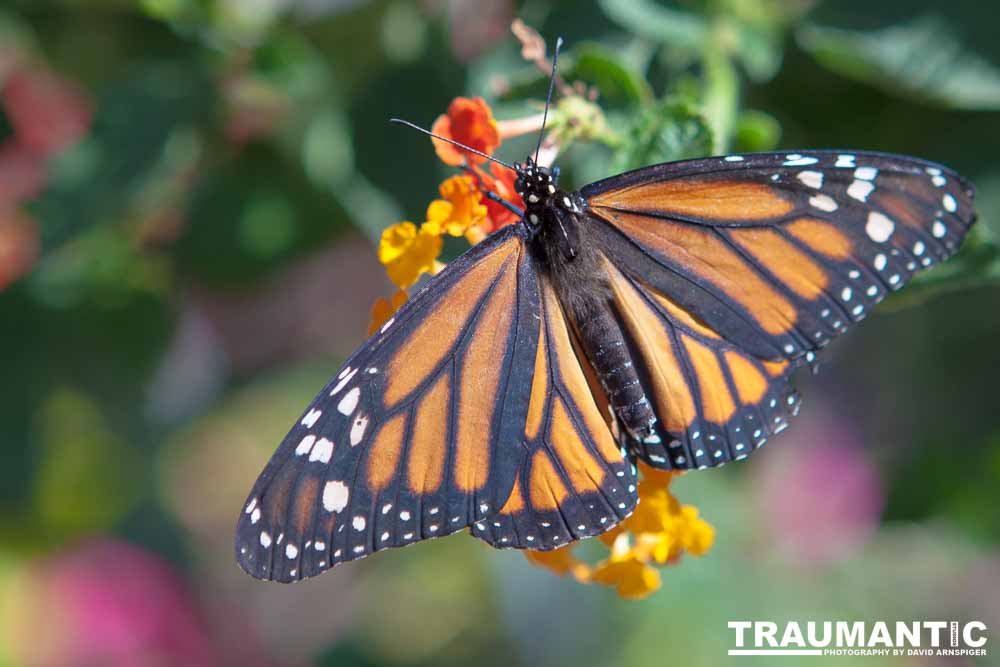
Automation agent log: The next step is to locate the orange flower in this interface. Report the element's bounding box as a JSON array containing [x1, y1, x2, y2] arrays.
[[431, 97, 501, 166], [424, 175, 487, 237], [368, 289, 408, 336]]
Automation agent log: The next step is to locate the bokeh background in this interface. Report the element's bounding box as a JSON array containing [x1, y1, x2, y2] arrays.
[[2, 1, 1000, 666]]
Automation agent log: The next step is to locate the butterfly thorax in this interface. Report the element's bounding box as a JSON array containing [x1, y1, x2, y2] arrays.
[[514, 158, 659, 448]]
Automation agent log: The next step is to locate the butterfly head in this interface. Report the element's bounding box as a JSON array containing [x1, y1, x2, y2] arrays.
[[514, 158, 560, 228]]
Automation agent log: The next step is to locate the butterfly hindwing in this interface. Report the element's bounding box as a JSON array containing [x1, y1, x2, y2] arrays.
[[584, 150, 976, 363], [603, 259, 799, 470], [236, 225, 542, 581], [474, 277, 638, 549]]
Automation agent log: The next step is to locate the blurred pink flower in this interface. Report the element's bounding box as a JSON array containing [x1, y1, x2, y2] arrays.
[[6, 539, 219, 667], [0, 143, 47, 206], [2, 65, 92, 159], [753, 411, 885, 565]]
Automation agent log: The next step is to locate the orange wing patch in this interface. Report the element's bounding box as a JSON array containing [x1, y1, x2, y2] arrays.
[[598, 209, 798, 335], [589, 178, 793, 221], [784, 218, 854, 260], [724, 351, 769, 405], [454, 258, 518, 493], [384, 236, 519, 407], [366, 411, 407, 492], [727, 227, 829, 301], [528, 450, 569, 512], [681, 334, 736, 424], [406, 373, 450, 494]]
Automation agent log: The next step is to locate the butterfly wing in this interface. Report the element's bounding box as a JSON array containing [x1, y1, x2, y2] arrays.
[[582, 150, 976, 469], [236, 225, 542, 581], [473, 277, 639, 550]]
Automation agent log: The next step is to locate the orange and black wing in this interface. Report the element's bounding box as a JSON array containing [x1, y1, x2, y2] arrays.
[[473, 278, 639, 550], [583, 150, 976, 468], [236, 226, 543, 581]]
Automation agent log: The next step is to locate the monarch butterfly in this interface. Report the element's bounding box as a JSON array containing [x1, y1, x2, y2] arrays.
[[236, 39, 976, 583]]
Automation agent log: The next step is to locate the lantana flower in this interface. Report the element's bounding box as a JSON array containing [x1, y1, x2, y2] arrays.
[[424, 175, 488, 237], [431, 96, 501, 166]]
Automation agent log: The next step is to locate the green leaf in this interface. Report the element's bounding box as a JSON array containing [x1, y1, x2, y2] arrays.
[[797, 17, 1000, 110], [568, 43, 653, 108], [733, 109, 782, 152], [598, 0, 708, 52], [611, 98, 714, 173]]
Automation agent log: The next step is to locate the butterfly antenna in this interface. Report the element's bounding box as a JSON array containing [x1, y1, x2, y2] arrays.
[[389, 118, 517, 172], [534, 36, 563, 164]]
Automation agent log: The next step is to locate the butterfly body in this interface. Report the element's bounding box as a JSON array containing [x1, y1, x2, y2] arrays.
[[516, 158, 660, 443], [237, 149, 975, 582]]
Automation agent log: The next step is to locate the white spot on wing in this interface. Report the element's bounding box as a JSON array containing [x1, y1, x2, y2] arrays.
[[874, 253, 888, 271], [847, 180, 875, 202], [380, 317, 395, 333], [286, 544, 298, 559], [352, 516, 366, 531], [796, 170, 823, 189], [942, 193, 957, 212], [350, 415, 369, 446], [322, 480, 349, 513], [260, 531, 272, 548], [866, 212, 895, 243], [724, 155, 744, 162], [854, 166, 878, 181], [836, 154, 856, 168], [301, 409, 322, 428], [809, 194, 838, 212], [784, 154, 818, 166], [250, 508, 261, 524], [309, 437, 334, 463], [337, 387, 360, 415], [295, 434, 316, 456]]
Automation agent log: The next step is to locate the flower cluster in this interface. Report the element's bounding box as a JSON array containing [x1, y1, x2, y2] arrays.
[[527, 467, 714, 598], [369, 96, 528, 329], [369, 94, 715, 599]]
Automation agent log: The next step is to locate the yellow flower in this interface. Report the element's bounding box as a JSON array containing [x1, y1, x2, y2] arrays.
[[591, 533, 663, 599], [424, 175, 487, 237], [368, 289, 408, 336], [523, 546, 592, 583], [377, 221, 443, 289]]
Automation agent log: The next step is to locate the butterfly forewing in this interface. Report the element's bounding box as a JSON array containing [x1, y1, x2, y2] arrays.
[[236, 226, 544, 581]]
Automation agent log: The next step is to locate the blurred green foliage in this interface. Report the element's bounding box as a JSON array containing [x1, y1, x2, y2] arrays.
[[1, 1, 999, 666]]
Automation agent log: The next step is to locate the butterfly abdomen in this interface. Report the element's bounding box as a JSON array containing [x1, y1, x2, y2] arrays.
[[573, 297, 657, 441]]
